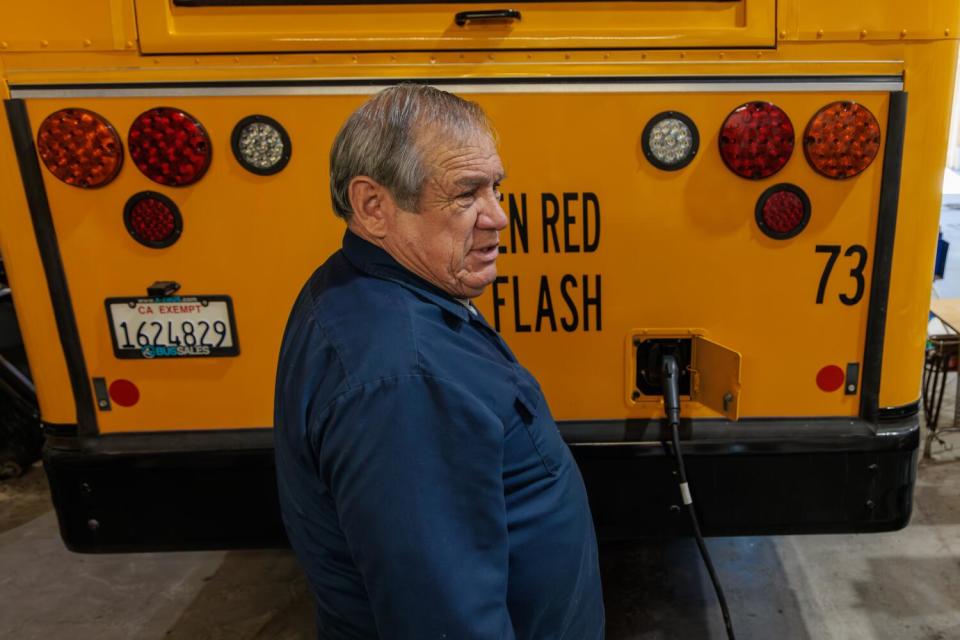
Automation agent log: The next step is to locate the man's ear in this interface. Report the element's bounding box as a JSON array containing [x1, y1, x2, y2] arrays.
[[347, 176, 393, 239]]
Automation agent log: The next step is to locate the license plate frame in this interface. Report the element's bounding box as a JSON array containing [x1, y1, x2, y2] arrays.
[[105, 295, 240, 360]]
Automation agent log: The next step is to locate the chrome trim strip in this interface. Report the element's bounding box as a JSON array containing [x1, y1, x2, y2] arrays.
[[9, 77, 904, 99]]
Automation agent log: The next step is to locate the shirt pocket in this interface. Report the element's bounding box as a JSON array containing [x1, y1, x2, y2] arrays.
[[514, 378, 567, 476]]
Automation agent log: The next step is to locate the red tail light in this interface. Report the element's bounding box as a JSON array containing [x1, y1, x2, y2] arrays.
[[124, 192, 183, 248], [755, 184, 810, 239], [36, 108, 123, 188], [720, 102, 795, 180], [804, 102, 881, 179], [128, 107, 212, 187]]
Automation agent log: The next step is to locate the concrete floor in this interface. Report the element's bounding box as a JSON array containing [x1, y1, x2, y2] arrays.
[[2, 182, 960, 639]]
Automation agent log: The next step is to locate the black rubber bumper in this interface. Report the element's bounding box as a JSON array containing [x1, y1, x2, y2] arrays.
[[43, 429, 287, 553], [43, 411, 919, 552], [564, 412, 919, 538]]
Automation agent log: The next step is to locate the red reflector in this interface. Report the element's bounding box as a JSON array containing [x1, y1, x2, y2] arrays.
[[804, 101, 882, 179], [124, 192, 183, 248], [719, 102, 795, 180], [109, 379, 140, 407], [755, 184, 810, 240], [128, 107, 211, 186], [816, 365, 844, 392], [36, 108, 123, 188]]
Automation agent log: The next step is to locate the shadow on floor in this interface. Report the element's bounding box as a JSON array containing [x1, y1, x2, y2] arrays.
[[163, 549, 315, 640], [162, 536, 817, 640], [601, 537, 814, 640]]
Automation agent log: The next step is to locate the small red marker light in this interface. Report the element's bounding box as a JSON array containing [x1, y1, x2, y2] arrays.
[[816, 365, 845, 392], [108, 379, 140, 407], [755, 184, 811, 240], [124, 191, 183, 249]]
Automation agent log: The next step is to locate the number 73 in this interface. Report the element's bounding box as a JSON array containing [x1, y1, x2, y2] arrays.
[[816, 244, 868, 305]]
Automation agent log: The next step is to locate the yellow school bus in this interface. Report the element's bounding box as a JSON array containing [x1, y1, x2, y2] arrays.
[[1, 1, 957, 550]]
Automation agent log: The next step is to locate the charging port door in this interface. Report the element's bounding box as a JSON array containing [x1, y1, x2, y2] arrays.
[[692, 337, 742, 421]]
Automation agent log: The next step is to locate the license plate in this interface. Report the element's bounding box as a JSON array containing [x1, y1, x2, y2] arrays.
[[105, 295, 239, 359]]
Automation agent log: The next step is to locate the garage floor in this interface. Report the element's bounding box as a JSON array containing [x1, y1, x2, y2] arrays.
[[2, 189, 960, 639]]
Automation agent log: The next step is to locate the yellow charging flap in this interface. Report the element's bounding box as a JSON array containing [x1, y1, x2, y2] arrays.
[[692, 337, 742, 421]]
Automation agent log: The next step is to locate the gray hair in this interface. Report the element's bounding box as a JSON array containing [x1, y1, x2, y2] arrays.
[[329, 84, 493, 220]]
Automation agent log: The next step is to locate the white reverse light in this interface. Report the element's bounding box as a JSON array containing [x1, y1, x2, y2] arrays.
[[642, 112, 700, 171], [231, 115, 292, 175]]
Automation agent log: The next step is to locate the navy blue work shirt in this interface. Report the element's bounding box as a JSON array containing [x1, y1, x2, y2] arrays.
[[274, 230, 604, 639]]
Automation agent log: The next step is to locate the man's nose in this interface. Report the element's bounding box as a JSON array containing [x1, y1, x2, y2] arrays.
[[478, 192, 508, 231]]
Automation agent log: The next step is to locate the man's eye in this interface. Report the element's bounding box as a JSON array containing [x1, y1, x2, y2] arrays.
[[456, 190, 477, 200]]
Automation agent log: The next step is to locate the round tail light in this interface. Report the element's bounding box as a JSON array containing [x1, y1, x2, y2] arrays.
[[755, 183, 810, 239], [124, 191, 183, 248], [720, 102, 795, 180], [231, 115, 292, 175], [36, 108, 123, 188], [642, 111, 699, 171], [804, 101, 881, 179], [128, 107, 212, 187]]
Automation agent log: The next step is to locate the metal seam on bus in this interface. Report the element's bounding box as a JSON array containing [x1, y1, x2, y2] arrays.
[[3, 99, 99, 436], [8, 76, 904, 99], [860, 91, 908, 424]]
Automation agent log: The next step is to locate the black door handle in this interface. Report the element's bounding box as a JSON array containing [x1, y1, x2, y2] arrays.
[[455, 9, 521, 27]]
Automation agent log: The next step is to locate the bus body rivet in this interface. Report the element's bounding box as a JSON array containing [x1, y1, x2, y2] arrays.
[[87, 519, 100, 531]]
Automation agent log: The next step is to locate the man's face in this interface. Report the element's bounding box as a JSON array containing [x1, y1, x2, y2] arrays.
[[385, 130, 507, 299]]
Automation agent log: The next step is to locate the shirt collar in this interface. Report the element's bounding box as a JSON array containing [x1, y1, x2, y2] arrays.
[[341, 229, 472, 323]]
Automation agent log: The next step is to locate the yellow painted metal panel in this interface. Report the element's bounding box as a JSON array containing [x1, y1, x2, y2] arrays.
[[0, 3, 956, 434], [0, 80, 77, 424], [0, 0, 137, 52], [135, 0, 776, 53], [22, 86, 888, 432], [780, 1, 960, 42], [879, 38, 960, 409]]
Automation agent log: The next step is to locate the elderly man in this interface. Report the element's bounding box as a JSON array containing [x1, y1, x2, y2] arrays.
[[274, 84, 604, 639]]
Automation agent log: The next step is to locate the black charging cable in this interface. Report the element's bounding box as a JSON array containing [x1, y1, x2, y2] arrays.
[[661, 355, 736, 640]]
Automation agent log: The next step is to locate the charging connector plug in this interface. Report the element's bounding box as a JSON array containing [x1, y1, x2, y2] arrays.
[[660, 354, 736, 640], [661, 354, 681, 429]]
